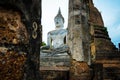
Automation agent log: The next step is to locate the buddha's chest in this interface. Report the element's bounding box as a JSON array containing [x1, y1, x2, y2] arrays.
[[51, 34, 65, 40], [50, 30, 67, 39]]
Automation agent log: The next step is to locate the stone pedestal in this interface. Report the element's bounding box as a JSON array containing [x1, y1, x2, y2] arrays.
[[40, 51, 70, 80], [40, 51, 70, 67], [40, 70, 69, 80]]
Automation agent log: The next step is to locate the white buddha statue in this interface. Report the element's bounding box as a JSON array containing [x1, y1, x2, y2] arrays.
[[41, 8, 68, 54], [47, 8, 67, 49]]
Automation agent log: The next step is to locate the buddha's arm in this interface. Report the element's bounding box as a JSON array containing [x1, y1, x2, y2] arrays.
[[65, 31, 68, 44], [47, 33, 52, 48]]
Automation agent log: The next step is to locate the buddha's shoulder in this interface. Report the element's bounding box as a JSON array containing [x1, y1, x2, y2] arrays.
[[61, 29, 67, 31], [48, 30, 56, 34], [48, 29, 67, 34]]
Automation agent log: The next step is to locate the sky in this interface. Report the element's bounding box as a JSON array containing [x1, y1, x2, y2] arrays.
[[42, 0, 120, 48]]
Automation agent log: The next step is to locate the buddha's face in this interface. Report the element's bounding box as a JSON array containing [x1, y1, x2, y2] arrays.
[[54, 17, 64, 29]]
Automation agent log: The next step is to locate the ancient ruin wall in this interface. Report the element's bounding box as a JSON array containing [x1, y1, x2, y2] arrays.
[[0, 8, 29, 44], [0, 8, 28, 80], [89, 0, 117, 53], [0, 0, 42, 80], [89, 0, 104, 26], [67, 0, 91, 80]]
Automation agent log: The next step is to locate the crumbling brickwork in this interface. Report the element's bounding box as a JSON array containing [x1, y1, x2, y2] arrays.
[[0, 8, 28, 44], [0, 0, 42, 80]]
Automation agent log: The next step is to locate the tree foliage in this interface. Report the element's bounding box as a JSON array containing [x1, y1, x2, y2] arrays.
[[42, 41, 46, 46]]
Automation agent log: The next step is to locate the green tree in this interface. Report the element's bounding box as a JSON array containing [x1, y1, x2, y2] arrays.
[[41, 41, 46, 46]]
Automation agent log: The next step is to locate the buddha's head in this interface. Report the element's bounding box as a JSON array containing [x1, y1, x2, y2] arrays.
[[54, 8, 64, 30]]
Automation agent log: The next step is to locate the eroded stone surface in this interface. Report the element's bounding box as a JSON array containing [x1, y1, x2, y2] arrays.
[[68, 0, 91, 64], [89, 1, 120, 80], [89, 1, 104, 26], [40, 70, 69, 80], [0, 8, 28, 80], [70, 60, 90, 80], [0, 0, 41, 80], [68, 0, 91, 80], [89, 1, 117, 61], [0, 49, 26, 80], [0, 7, 29, 44]]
